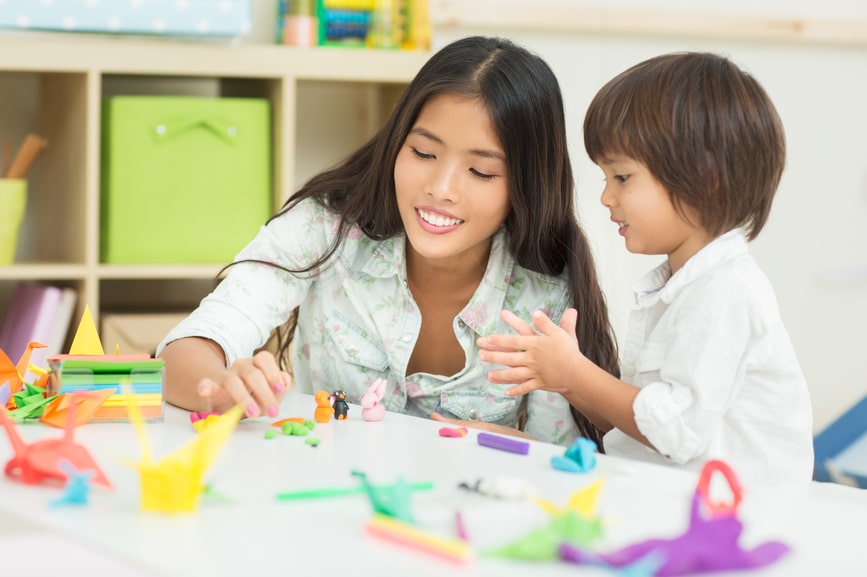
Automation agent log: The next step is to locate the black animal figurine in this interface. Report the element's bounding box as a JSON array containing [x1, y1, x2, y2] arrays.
[[332, 390, 350, 420]]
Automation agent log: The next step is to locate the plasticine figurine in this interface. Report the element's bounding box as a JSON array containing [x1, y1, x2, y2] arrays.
[[332, 390, 350, 420], [361, 379, 387, 422], [313, 390, 334, 423]]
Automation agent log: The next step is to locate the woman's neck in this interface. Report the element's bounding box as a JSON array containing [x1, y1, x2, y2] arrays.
[[405, 241, 491, 296]]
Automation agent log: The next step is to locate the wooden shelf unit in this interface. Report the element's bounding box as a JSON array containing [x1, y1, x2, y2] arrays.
[[0, 36, 428, 327]]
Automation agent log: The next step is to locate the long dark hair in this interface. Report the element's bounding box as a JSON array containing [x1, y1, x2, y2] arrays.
[[237, 36, 618, 445]]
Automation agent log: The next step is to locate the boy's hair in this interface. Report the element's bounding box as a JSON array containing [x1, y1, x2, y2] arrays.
[[583, 52, 785, 241]]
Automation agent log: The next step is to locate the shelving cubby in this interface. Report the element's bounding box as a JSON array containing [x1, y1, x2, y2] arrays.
[[0, 36, 429, 349]]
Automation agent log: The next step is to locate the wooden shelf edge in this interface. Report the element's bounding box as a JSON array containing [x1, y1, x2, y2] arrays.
[[430, 1, 867, 47]]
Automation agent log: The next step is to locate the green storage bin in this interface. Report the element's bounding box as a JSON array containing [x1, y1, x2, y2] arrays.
[[101, 96, 271, 264]]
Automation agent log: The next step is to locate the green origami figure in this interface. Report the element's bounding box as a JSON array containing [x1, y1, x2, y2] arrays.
[[487, 479, 605, 560]]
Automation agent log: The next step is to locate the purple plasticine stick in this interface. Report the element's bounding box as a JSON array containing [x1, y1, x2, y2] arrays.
[[477, 432, 530, 455]]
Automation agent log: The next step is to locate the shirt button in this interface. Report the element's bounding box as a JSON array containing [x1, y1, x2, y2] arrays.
[[468, 409, 479, 420], [401, 333, 413, 343], [457, 319, 465, 327]]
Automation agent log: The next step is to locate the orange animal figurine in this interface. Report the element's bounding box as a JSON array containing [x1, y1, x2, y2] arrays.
[[313, 390, 334, 423]]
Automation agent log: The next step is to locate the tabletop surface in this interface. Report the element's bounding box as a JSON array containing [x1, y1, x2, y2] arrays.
[[1, 391, 866, 576]]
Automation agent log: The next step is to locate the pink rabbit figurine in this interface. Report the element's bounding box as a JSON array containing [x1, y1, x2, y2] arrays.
[[361, 378, 387, 422]]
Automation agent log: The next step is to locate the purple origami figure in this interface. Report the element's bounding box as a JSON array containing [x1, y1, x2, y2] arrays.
[[559, 460, 791, 576]]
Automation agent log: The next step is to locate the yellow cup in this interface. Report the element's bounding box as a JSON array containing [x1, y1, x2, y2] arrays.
[[0, 179, 27, 265]]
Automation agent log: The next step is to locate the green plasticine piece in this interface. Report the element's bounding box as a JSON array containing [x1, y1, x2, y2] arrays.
[[281, 421, 311, 436], [304, 437, 320, 447], [264, 428, 278, 440]]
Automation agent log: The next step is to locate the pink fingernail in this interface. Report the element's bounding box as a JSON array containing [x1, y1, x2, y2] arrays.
[[267, 404, 279, 418], [197, 382, 210, 395], [273, 380, 285, 393], [245, 403, 260, 418]]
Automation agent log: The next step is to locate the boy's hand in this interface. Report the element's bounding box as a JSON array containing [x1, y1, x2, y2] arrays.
[[477, 308, 582, 396]]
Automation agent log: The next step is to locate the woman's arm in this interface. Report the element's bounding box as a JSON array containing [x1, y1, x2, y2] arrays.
[[162, 336, 291, 417]]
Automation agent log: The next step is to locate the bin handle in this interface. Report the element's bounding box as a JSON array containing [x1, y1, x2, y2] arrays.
[[152, 114, 239, 144]]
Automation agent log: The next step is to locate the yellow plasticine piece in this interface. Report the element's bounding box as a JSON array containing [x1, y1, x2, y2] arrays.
[[126, 397, 243, 514], [68, 305, 105, 355], [191, 414, 221, 432]]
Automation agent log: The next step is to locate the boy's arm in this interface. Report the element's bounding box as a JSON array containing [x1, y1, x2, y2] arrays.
[[479, 309, 651, 446]]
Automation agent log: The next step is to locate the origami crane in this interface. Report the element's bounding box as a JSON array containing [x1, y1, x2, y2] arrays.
[[558, 460, 791, 576], [126, 402, 243, 514], [1, 341, 47, 410], [0, 395, 112, 488], [487, 479, 605, 560]]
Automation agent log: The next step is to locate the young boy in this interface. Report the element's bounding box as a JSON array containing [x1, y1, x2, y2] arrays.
[[477, 52, 814, 486]]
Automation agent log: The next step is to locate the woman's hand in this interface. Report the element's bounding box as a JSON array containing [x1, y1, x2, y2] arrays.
[[430, 412, 536, 439], [197, 350, 293, 418]]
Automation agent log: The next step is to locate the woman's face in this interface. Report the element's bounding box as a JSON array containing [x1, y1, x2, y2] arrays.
[[394, 93, 510, 269]]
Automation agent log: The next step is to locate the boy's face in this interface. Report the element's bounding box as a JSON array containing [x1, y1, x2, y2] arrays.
[[597, 155, 712, 273]]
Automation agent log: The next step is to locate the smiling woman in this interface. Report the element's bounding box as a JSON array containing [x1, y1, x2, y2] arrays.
[[156, 35, 619, 448]]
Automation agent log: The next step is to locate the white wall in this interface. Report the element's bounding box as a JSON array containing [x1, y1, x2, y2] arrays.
[[250, 0, 867, 431], [424, 1, 867, 432]]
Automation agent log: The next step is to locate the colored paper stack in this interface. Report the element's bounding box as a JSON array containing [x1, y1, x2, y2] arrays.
[[47, 355, 165, 422]]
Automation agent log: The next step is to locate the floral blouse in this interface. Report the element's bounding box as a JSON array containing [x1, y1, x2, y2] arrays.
[[158, 198, 579, 445]]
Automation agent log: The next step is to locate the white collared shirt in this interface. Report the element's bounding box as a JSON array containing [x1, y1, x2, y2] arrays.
[[158, 198, 580, 445], [603, 229, 814, 485]]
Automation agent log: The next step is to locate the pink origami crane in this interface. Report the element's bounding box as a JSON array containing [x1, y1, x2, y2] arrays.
[[0, 393, 112, 488], [559, 460, 790, 576]]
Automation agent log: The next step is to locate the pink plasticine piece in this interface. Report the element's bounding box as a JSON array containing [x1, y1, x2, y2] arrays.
[[438, 426, 468, 438], [190, 411, 220, 424]]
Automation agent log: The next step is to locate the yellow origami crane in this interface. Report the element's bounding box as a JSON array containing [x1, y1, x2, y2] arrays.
[[126, 397, 243, 514], [533, 478, 604, 518]]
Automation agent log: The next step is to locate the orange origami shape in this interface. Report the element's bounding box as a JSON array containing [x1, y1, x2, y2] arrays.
[[40, 389, 115, 429]]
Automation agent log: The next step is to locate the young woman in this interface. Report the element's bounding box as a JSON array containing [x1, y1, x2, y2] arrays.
[[158, 36, 618, 447]]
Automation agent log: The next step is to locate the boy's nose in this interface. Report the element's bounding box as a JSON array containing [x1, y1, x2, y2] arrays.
[[600, 185, 614, 207]]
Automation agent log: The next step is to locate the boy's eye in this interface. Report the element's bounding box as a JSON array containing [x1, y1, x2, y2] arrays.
[[614, 174, 629, 183], [410, 147, 434, 160], [470, 168, 496, 181]]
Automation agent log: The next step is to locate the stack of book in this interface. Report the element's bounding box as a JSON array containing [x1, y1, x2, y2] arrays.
[[46, 354, 165, 422], [0, 281, 77, 374]]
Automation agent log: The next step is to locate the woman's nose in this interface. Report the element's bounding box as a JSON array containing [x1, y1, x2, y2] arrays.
[[426, 163, 460, 202]]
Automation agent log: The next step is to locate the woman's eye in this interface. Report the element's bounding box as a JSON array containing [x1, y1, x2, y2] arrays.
[[410, 147, 434, 160], [470, 168, 496, 181]]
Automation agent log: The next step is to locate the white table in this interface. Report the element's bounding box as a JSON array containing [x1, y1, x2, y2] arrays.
[[1, 391, 866, 576]]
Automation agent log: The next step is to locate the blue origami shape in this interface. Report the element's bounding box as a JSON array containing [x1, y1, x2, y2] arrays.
[[50, 458, 95, 507]]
